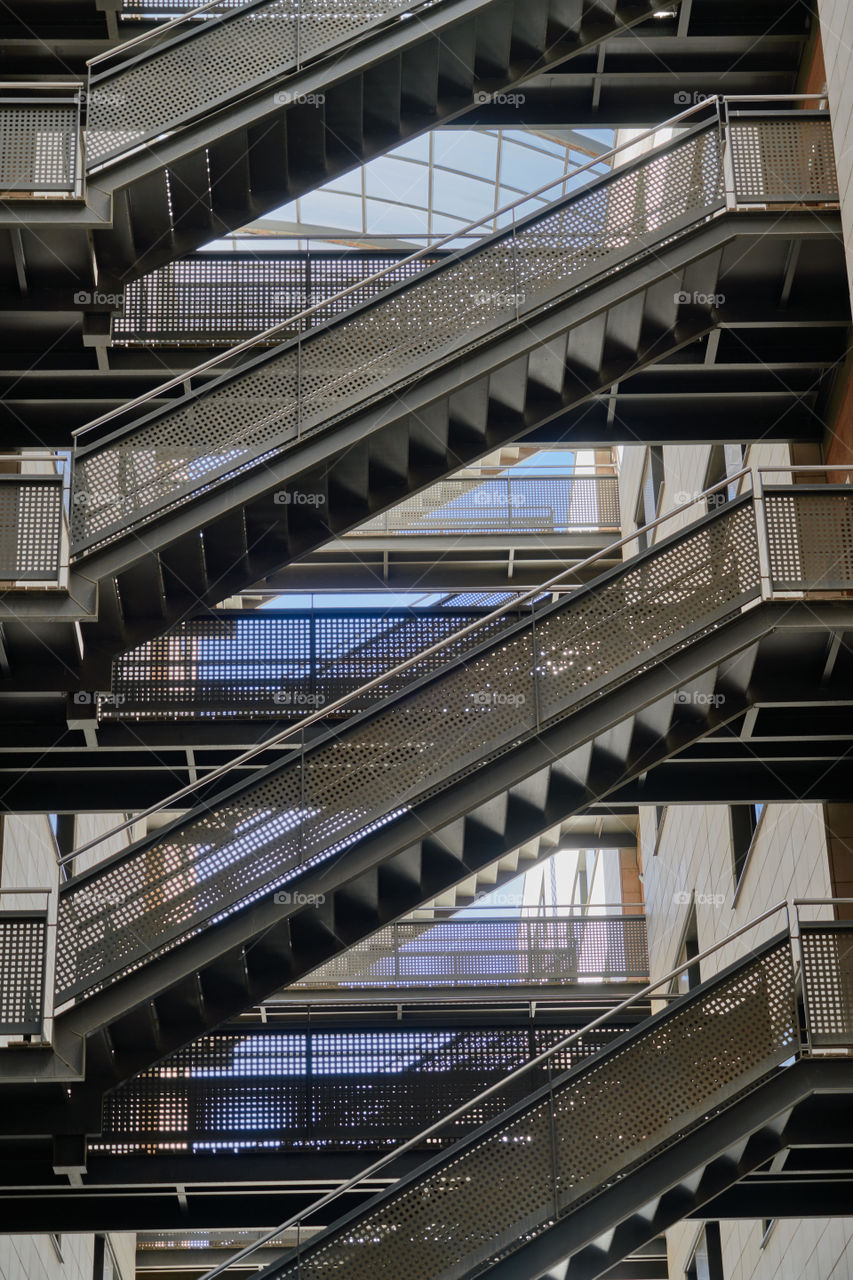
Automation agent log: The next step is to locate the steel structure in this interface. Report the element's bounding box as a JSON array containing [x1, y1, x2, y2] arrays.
[[1, 470, 853, 1139], [0, 100, 843, 694]]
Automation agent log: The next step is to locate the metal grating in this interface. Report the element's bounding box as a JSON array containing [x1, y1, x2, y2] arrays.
[[97, 1023, 632, 1152], [297, 916, 649, 988], [56, 498, 763, 1001], [0, 102, 78, 192], [356, 475, 620, 535], [71, 122, 727, 551], [114, 253, 441, 347], [86, 0, 421, 167], [0, 477, 63, 581], [268, 938, 797, 1280], [729, 117, 838, 202], [764, 491, 853, 590], [800, 925, 853, 1047], [0, 913, 47, 1034], [122, 1, 249, 12], [105, 608, 523, 721]]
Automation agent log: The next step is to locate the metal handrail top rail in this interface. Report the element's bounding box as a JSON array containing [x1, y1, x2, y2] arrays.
[[88, 0, 309, 66], [61, 465, 752, 865], [197, 900, 802, 1280]]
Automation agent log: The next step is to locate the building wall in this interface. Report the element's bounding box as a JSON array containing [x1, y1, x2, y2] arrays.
[[0, 1234, 94, 1280], [617, 440, 849, 1279], [819, 0, 853, 297], [0, 818, 136, 1278]]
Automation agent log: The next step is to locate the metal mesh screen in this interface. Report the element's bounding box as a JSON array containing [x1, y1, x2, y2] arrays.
[[71, 123, 726, 551], [0, 102, 78, 192], [56, 499, 761, 1001], [729, 117, 838, 202], [0, 478, 63, 581], [267, 939, 797, 1280], [96, 1023, 632, 1152], [764, 490, 853, 590], [121, 1, 250, 12], [0, 913, 46, 1034], [105, 608, 522, 721], [114, 253, 441, 347], [86, 0, 421, 166], [800, 925, 853, 1047], [297, 916, 649, 988], [356, 475, 620, 535]]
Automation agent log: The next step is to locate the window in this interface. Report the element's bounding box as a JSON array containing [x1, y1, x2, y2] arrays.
[[635, 446, 664, 550], [730, 804, 763, 890], [686, 1223, 724, 1280], [704, 444, 744, 512], [673, 902, 701, 996]]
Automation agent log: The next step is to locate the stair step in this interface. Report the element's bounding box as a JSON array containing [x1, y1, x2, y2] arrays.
[[400, 41, 441, 118], [474, 0, 515, 78], [167, 150, 214, 237], [324, 76, 366, 163]]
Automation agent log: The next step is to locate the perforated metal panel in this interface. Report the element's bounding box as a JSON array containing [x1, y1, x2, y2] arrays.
[[96, 1023, 633, 1152], [0, 101, 79, 191], [0, 477, 64, 581], [357, 475, 620, 535], [105, 608, 521, 721], [0, 913, 46, 1034], [86, 0, 420, 167], [729, 116, 838, 202], [764, 490, 853, 590], [297, 916, 648, 988], [71, 123, 726, 551], [266, 939, 796, 1280], [56, 500, 763, 1001], [800, 924, 853, 1047], [115, 253, 440, 347]]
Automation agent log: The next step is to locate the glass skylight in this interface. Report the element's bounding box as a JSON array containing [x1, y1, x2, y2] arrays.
[[203, 126, 614, 253]]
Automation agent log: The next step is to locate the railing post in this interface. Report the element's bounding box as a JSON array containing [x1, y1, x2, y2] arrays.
[[719, 96, 738, 211], [752, 469, 774, 600], [41, 880, 58, 1045]]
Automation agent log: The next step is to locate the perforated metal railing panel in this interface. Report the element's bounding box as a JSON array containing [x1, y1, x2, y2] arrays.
[[728, 116, 838, 202], [764, 490, 853, 590], [56, 498, 763, 1001], [114, 253, 441, 347], [0, 102, 78, 192], [0, 477, 63, 581], [70, 122, 727, 552], [0, 913, 46, 1034], [95, 1023, 635, 1152], [295, 916, 649, 988], [356, 475, 620, 535], [264, 937, 797, 1280], [800, 924, 853, 1048], [104, 608, 523, 720], [86, 0, 426, 167]]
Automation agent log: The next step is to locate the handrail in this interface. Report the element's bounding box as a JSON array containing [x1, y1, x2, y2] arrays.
[[61, 465, 751, 866], [71, 94, 720, 440], [88, 0, 298, 66], [196, 900, 793, 1280]]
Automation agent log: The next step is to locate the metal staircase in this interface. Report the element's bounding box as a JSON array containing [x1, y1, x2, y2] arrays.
[[2, 469, 853, 1127], [167, 905, 853, 1280], [1, 0, 659, 293], [0, 99, 841, 690]]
